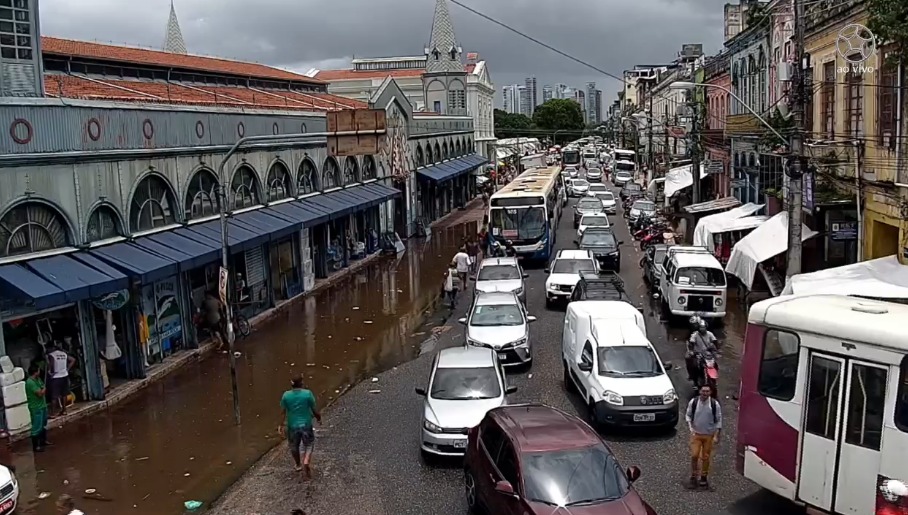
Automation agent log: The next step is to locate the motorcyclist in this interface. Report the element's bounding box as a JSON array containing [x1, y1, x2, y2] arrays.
[[504, 240, 517, 257], [686, 321, 718, 384]]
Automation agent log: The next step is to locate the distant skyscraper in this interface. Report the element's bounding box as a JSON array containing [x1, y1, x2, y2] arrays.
[[594, 89, 602, 125], [573, 89, 586, 122], [525, 77, 537, 114], [586, 82, 599, 125], [554, 83, 571, 99], [518, 86, 531, 117], [542, 85, 553, 103], [502, 84, 521, 114]]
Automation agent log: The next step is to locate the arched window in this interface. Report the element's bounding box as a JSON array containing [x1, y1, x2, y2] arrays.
[[442, 142, 449, 159], [0, 202, 71, 257], [323, 157, 340, 189], [343, 157, 360, 185], [86, 205, 123, 243], [185, 169, 220, 220], [416, 146, 425, 167], [426, 144, 434, 164], [298, 158, 319, 195], [130, 174, 177, 231], [230, 165, 262, 210], [266, 162, 293, 202], [434, 142, 441, 161], [362, 155, 377, 180], [455, 140, 462, 156]]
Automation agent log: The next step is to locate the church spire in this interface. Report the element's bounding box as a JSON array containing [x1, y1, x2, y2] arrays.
[[163, 0, 188, 54], [424, 0, 462, 73]]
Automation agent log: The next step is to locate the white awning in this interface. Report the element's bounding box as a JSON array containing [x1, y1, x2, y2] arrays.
[[664, 164, 707, 198], [725, 211, 818, 289], [692, 203, 765, 250], [782, 255, 908, 298]]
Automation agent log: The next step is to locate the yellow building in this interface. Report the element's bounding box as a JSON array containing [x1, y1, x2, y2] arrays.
[[804, 1, 907, 263]]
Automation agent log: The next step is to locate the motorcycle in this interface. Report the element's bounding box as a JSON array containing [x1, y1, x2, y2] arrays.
[[693, 351, 719, 398]]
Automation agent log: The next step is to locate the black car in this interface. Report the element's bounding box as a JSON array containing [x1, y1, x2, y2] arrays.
[[641, 243, 669, 289], [620, 182, 643, 200], [570, 270, 635, 304], [575, 227, 621, 272]]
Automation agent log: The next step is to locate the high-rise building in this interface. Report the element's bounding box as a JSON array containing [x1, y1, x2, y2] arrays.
[[593, 89, 602, 126], [524, 77, 537, 114], [542, 84, 553, 103], [518, 86, 531, 117], [554, 83, 571, 99], [572, 89, 586, 122], [586, 82, 598, 125], [502, 84, 522, 114]]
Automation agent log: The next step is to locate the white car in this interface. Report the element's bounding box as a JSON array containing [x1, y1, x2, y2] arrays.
[[590, 190, 617, 215], [577, 213, 610, 238], [570, 179, 590, 197], [564, 166, 580, 178], [461, 291, 536, 367], [544, 249, 599, 307], [614, 170, 633, 186], [586, 167, 603, 182], [474, 257, 527, 303], [628, 199, 657, 222], [0, 465, 18, 514], [416, 346, 516, 457]]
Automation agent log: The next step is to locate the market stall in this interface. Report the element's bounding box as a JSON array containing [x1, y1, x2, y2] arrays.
[[781, 255, 908, 298], [725, 211, 818, 290]]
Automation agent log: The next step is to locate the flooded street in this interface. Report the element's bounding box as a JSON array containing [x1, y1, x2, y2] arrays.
[[10, 219, 478, 515]]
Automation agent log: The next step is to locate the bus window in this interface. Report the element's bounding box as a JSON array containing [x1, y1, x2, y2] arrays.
[[843, 364, 886, 450], [894, 356, 908, 433], [757, 329, 799, 401], [805, 356, 841, 440]]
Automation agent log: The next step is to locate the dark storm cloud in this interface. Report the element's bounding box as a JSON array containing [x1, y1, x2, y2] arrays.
[[42, 0, 729, 104]]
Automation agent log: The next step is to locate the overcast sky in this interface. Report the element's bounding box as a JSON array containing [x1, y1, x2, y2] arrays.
[[41, 0, 729, 107]]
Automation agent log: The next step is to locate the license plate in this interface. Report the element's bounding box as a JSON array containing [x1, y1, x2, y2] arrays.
[[633, 413, 656, 422], [0, 499, 12, 512], [498, 352, 507, 360], [453, 440, 467, 448]]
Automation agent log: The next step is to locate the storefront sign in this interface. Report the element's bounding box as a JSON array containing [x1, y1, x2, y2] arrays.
[[803, 172, 815, 211], [218, 267, 229, 305], [706, 160, 724, 175], [92, 289, 129, 311], [141, 277, 184, 357], [830, 220, 858, 241]]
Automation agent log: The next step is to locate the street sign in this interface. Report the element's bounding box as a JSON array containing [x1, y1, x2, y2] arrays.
[[218, 266, 229, 305], [829, 221, 858, 241], [705, 160, 725, 174], [327, 109, 387, 156]]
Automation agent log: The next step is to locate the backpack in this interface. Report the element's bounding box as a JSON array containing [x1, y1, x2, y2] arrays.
[[690, 397, 718, 424]]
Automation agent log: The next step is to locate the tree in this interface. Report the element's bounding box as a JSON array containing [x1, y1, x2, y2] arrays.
[[867, 0, 908, 62], [532, 99, 584, 133], [493, 109, 535, 138]]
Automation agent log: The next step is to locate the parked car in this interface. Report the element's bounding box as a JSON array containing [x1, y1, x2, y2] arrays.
[[613, 170, 634, 186], [591, 190, 617, 215], [0, 465, 18, 515], [573, 197, 604, 227], [576, 213, 610, 238], [570, 270, 637, 305], [463, 404, 653, 514], [416, 346, 516, 458], [576, 227, 622, 272], [619, 181, 643, 200], [460, 291, 537, 368], [587, 167, 603, 182], [569, 178, 590, 197], [544, 249, 599, 307], [475, 257, 528, 302], [641, 244, 669, 289], [628, 199, 657, 222]]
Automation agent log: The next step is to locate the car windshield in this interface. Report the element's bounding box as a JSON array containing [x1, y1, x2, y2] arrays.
[[430, 367, 501, 400], [623, 183, 641, 191], [573, 179, 589, 187], [589, 184, 607, 192], [552, 259, 596, 274], [653, 248, 667, 264], [578, 199, 602, 210], [594, 192, 614, 202], [676, 266, 726, 286], [581, 231, 616, 247], [588, 168, 601, 174], [632, 201, 655, 211], [615, 162, 635, 172], [490, 207, 547, 241], [478, 265, 521, 281], [598, 346, 662, 377], [523, 445, 630, 507], [470, 304, 524, 326], [581, 216, 609, 227]]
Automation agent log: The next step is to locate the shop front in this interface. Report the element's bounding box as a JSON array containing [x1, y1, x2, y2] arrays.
[[415, 155, 488, 223]]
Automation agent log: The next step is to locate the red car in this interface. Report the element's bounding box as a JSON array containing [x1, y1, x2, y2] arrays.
[[464, 404, 656, 514]]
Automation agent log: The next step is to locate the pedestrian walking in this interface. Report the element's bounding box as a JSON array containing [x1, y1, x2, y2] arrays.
[[45, 343, 74, 417], [55, 494, 84, 515], [685, 384, 722, 490], [25, 364, 49, 452], [279, 374, 322, 480], [443, 262, 459, 308], [466, 236, 480, 275], [453, 246, 471, 288]]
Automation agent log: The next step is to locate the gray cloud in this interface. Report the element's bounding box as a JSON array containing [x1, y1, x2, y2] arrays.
[[41, 0, 729, 106]]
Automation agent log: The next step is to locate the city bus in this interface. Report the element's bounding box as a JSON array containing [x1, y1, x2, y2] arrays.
[[562, 148, 581, 168], [737, 294, 908, 515], [488, 166, 564, 261]]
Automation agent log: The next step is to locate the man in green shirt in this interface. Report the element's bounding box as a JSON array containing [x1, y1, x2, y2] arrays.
[[279, 374, 321, 480], [25, 364, 49, 452]]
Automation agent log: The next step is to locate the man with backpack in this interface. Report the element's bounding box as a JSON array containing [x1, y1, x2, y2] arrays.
[[685, 385, 722, 490]]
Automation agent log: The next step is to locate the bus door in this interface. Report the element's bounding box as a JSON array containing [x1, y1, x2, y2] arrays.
[[798, 353, 887, 514]]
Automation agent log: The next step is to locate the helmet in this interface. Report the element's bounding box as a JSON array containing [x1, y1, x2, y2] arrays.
[[698, 320, 708, 331]]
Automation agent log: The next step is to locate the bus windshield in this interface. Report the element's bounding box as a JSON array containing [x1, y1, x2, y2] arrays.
[[563, 150, 581, 166], [491, 207, 547, 241], [616, 161, 635, 172]]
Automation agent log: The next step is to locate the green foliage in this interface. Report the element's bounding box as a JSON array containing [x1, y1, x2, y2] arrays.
[[493, 109, 535, 138], [867, 0, 908, 63], [532, 99, 585, 132], [759, 108, 795, 151]]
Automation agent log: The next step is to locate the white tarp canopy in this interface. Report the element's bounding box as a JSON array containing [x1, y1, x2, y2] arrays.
[[782, 255, 908, 298], [692, 203, 765, 249], [725, 211, 818, 289], [664, 164, 707, 198]]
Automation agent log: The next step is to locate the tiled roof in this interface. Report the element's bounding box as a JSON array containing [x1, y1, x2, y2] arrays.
[[43, 74, 366, 111], [465, 63, 476, 73], [41, 37, 323, 84], [316, 62, 476, 81]]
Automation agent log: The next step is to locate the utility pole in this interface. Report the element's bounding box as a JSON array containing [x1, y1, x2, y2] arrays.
[[688, 60, 702, 204], [786, 0, 806, 277], [647, 88, 654, 179]]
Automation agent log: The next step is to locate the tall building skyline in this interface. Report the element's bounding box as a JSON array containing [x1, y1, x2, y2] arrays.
[[542, 84, 553, 103], [524, 77, 537, 115]]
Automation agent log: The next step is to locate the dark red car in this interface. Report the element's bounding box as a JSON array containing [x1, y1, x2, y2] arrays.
[[464, 404, 656, 514]]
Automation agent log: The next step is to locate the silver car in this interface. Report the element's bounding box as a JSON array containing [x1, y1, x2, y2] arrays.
[[416, 346, 516, 457], [629, 199, 657, 222], [460, 291, 536, 367], [570, 178, 590, 197], [475, 257, 528, 302]]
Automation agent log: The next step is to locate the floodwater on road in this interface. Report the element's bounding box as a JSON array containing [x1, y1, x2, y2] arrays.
[[10, 220, 477, 515]]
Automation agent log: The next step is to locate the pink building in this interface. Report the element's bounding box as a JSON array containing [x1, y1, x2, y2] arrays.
[[768, 0, 794, 107], [704, 53, 732, 198]]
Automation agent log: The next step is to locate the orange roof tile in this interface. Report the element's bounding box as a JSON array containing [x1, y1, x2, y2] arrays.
[[41, 36, 323, 84], [465, 64, 476, 73], [44, 74, 366, 111]]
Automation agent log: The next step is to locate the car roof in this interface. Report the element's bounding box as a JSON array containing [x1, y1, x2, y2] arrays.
[[568, 300, 643, 321], [479, 257, 519, 267], [492, 404, 602, 453], [673, 252, 723, 268], [474, 291, 521, 306], [580, 213, 608, 220], [436, 346, 496, 368], [591, 319, 651, 348], [582, 227, 615, 236], [555, 249, 594, 260]]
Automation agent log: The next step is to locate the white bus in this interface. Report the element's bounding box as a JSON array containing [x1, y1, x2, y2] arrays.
[[489, 166, 564, 261]]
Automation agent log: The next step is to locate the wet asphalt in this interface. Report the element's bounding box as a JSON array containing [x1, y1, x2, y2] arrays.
[[212, 179, 806, 515]]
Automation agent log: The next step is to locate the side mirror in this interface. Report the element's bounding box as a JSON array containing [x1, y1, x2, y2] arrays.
[[618, 241, 624, 245], [523, 273, 530, 279], [458, 317, 467, 325], [573, 240, 579, 247], [527, 315, 537, 323], [626, 466, 641, 482], [506, 385, 518, 394], [663, 361, 674, 370], [415, 387, 427, 396], [494, 480, 516, 496], [578, 361, 593, 373], [543, 267, 550, 273]]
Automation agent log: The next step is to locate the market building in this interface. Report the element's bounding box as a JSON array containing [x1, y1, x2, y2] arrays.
[[0, 0, 478, 412]]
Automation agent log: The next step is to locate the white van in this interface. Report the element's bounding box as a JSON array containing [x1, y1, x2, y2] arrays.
[[657, 246, 727, 319], [561, 301, 678, 430]]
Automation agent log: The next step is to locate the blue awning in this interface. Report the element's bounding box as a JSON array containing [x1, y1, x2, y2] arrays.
[[269, 201, 324, 227], [133, 233, 217, 272], [25, 254, 129, 302], [0, 263, 66, 310], [90, 243, 178, 283], [344, 183, 401, 207], [416, 154, 487, 183], [233, 209, 299, 241], [303, 193, 353, 220]]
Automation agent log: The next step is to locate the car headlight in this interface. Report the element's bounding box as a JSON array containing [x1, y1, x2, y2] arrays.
[[715, 298, 723, 306], [514, 287, 524, 295], [604, 391, 623, 405], [547, 283, 558, 291], [663, 389, 677, 404], [678, 296, 686, 305], [511, 337, 528, 348], [466, 338, 482, 347], [424, 419, 443, 433]]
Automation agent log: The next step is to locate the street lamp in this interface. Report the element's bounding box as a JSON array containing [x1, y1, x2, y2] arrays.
[[669, 81, 787, 143]]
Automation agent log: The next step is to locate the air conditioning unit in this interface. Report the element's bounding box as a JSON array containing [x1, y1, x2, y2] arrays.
[[778, 61, 792, 82]]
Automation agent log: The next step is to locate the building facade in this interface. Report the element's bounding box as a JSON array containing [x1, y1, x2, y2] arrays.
[[542, 85, 553, 103], [703, 53, 732, 198], [525, 77, 538, 115]]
